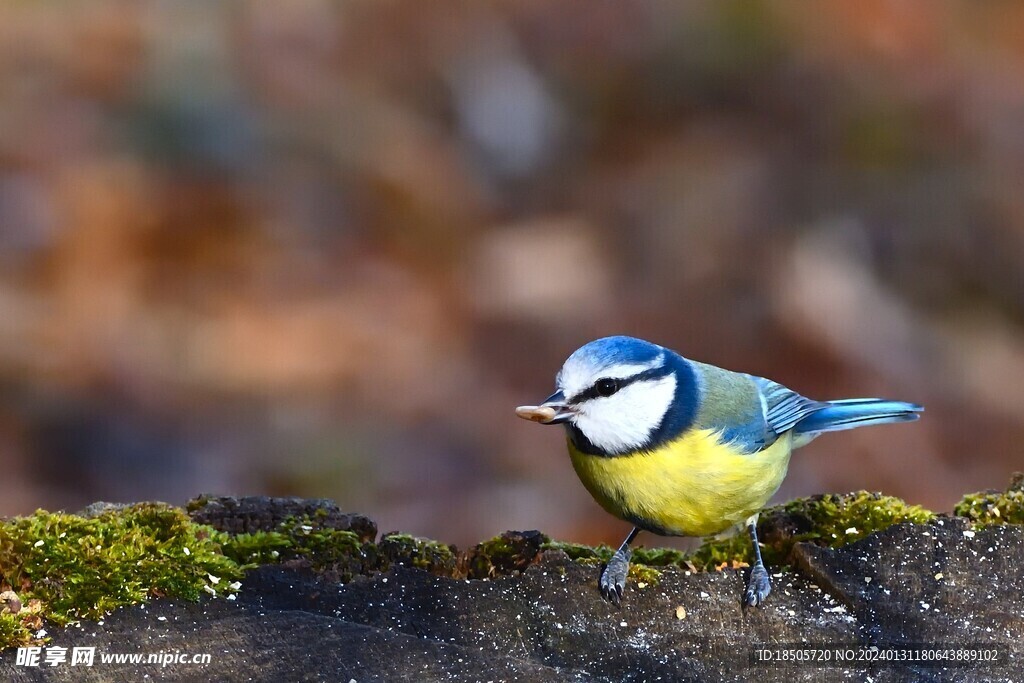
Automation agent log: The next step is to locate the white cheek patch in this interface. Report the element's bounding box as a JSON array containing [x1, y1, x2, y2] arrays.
[[572, 374, 677, 453]]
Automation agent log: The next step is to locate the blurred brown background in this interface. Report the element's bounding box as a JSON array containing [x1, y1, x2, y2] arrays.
[[0, 0, 1021, 548]]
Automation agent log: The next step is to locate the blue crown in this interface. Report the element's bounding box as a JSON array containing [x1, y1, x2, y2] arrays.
[[569, 336, 664, 369]]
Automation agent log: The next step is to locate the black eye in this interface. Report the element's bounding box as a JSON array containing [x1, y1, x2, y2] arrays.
[[595, 378, 619, 397]]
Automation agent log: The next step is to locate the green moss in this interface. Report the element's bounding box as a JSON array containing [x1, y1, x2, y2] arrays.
[[462, 531, 548, 579], [378, 533, 456, 575], [954, 473, 1024, 527], [0, 504, 244, 647], [222, 519, 378, 580], [286, 527, 372, 578], [632, 546, 687, 567], [470, 535, 518, 564], [540, 541, 672, 585], [627, 564, 662, 587], [540, 541, 685, 580], [0, 601, 43, 649], [256, 523, 461, 580], [687, 491, 935, 570], [544, 538, 742, 573], [219, 530, 292, 566], [688, 532, 756, 572], [779, 491, 934, 547], [183, 495, 211, 514], [0, 505, 401, 650], [540, 541, 612, 565]]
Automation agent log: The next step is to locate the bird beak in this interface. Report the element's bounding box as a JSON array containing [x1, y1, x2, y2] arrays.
[[515, 390, 574, 425]]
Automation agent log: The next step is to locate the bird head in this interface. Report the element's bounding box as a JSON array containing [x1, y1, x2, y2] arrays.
[[516, 336, 681, 455]]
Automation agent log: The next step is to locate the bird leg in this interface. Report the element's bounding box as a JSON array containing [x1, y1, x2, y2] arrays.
[[599, 527, 639, 605], [743, 517, 771, 607]]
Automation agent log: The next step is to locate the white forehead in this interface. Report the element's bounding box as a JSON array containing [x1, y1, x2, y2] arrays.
[[557, 351, 665, 400]]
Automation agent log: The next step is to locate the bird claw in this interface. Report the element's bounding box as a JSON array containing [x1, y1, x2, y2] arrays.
[[599, 548, 631, 605], [744, 563, 772, 607]]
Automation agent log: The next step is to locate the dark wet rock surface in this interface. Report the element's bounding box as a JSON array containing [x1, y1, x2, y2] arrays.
[[4, 507, 1022, 682]]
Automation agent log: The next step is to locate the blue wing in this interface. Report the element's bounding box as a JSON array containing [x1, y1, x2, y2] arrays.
[[688, 363, 799, 453], [749, 376, 825, 436], [750, 376, 922, 438], [687, 361, 922, 454]]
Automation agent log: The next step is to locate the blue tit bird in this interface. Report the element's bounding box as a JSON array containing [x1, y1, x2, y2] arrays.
[[515, 336, 922, 607]]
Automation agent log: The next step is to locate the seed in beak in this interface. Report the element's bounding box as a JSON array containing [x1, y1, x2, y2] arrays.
[[515, 405, 558, 423]]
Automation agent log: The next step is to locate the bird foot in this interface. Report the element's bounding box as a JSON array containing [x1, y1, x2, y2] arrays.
[[599, 548, 632, 605], [744, 563, 771, 607]]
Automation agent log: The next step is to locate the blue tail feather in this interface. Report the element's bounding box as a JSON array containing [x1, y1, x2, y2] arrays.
[[793, 399, 923, 435]]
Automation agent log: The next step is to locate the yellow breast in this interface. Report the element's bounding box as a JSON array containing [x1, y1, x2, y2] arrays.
[[568, 429, 793, 537]]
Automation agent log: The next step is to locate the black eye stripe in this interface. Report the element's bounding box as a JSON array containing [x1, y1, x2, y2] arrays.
[[568, 367, 666, 403]]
